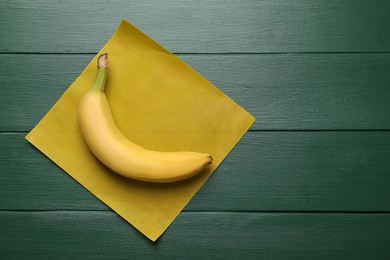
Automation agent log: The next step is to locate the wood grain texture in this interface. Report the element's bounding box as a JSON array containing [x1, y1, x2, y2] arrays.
[[1, 0, 390, 53], [1, 211, 390, 259], [1, 0, 390, 255], [1, 53, 390, 131], [2, 132, 390, 211]]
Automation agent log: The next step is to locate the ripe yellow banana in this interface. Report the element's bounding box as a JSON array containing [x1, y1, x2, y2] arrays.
[[78, 53, 212, 183]]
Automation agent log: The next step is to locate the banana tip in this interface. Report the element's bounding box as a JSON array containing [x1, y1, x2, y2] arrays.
[[98, 53, 108, 69]]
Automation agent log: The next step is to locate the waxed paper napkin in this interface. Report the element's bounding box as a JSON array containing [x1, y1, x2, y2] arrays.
[[26, 20, 255, 241]]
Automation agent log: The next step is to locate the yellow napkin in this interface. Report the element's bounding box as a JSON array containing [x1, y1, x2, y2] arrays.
[[26, 20, 255, 241]]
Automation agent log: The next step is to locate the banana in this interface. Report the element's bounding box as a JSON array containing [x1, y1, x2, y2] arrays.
[[78, 53, 212, 183]]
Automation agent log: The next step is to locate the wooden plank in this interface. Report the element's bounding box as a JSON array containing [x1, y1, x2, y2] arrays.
[[1, 53, 390, 131], [1, 0, 390, 53], [1, 211, 390, 259], [2, 131, 390, 211]]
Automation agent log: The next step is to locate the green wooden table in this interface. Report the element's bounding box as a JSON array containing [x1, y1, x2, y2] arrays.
[[1, 1, 390, 259]]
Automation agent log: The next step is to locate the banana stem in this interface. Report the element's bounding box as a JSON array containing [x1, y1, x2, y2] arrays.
[[92, 53, 108, 92], [92, 68, 108, 92]]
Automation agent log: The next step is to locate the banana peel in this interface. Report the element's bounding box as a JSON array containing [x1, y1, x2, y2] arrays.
[[79, 53, 213, 183]]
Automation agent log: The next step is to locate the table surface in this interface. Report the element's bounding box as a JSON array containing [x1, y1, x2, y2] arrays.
[[1, 1, 390, 259]]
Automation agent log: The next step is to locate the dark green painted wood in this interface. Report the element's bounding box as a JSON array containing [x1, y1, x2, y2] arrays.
[[1, 0, 390, 256], [1, 211, 390, 259], [2, 132, 390, 211], [1, 53, 390, 131], [1, 0, 390, 53]]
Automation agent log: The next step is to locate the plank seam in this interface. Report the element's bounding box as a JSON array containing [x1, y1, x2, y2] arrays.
[[3, 130, 390, 135], [1, 52, 390, 55], [1, 210, 390, 214]]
